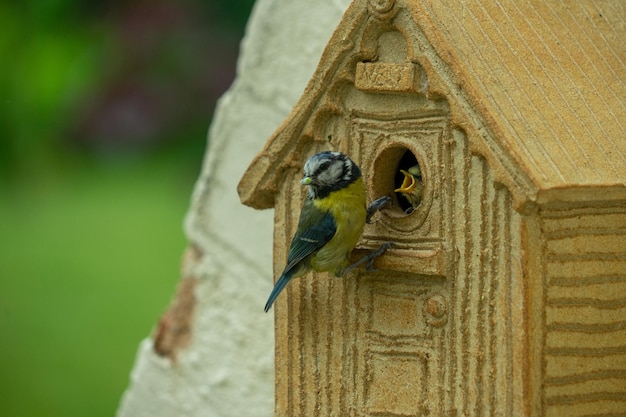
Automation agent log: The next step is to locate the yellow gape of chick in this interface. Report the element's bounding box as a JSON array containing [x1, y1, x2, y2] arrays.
[[264, 151, 391, 312]]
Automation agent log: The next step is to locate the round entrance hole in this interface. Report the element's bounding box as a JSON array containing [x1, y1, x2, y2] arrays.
[[371, 146, 423, 217]]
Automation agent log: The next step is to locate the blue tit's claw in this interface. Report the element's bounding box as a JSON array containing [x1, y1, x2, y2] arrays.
[[376, 242, 395, 254], [366, 196, 392, 223], [345, 242, 395, 274], [365, 258, 377, 271]]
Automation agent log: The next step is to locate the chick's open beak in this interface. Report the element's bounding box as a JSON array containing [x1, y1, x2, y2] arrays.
[[394, 170, 417, 193]]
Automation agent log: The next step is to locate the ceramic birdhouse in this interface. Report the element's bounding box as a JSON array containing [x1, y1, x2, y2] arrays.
[[238, 0, 626, 415]]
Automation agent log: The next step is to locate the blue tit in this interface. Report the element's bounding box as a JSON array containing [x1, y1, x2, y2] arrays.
[[394, 164, 423, 213], [264, 151, 368, 313]]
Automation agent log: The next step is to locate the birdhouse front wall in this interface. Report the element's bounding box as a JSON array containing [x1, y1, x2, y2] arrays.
[[271, 93, 526, 416], [264, 2, 535, 414]]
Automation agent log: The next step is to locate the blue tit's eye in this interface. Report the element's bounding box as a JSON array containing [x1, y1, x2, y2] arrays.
[[319, 161, 330, 171]]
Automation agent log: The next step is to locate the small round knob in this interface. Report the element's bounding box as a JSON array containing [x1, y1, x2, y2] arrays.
[[423, 294, 447, 327]]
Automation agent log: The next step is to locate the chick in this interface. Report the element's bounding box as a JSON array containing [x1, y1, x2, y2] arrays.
[[394, 164, 423, 213]]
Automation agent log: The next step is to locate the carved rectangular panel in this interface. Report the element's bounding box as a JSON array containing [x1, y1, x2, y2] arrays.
[[353, 276, 445, 417], [365, 351, 429, 415], [348, 115, 446, 243], [355, 62, 418, 93]]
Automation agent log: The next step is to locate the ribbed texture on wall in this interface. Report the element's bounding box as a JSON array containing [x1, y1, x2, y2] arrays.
[[447, 129, 523, 416], [542, 205, 626, 417]]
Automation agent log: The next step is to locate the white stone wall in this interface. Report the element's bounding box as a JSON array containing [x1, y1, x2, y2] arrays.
[[116, 1, 351, 416]]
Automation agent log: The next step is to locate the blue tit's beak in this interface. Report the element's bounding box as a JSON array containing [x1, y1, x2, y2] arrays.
[[301, 176, 312, 185]]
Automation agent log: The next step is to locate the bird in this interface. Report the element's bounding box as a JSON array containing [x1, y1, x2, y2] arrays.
[[394, 164, 423, 213], [264, 151, 389, 313]]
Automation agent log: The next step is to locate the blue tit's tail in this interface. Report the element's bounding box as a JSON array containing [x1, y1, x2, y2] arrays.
[[264, 271, 294, 313]]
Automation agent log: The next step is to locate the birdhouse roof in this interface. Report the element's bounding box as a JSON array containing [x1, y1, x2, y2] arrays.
[[239, 0, 626, 210]]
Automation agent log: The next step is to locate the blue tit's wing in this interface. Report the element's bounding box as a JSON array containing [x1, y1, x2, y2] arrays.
[[265, 199, 336, 312], [283, 198, 336, 274]]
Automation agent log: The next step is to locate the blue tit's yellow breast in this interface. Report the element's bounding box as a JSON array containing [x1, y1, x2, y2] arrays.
[[310, 177, 367, 275]]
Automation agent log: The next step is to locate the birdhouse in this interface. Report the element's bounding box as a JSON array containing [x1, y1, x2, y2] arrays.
[[237, 0, 626, 415]]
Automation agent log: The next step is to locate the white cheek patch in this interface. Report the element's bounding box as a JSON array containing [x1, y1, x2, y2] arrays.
[[303, 161, 315, 177], [343, 163, 352, 182], [318, 162, 344, 185]]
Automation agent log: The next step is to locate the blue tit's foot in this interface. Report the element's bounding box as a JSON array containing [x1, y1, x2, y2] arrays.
[[345, 242, 395, 275], [365, 242, 394, 271], [366, 196, 392, 223]]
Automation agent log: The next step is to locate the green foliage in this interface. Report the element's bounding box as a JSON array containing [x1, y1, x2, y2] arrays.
[[0, 158, 191, 417], [0, 0, 255, 416], [0, 3, 103, 175]]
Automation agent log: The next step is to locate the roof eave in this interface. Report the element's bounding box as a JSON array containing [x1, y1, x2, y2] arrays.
[[237, 1, 368, 209], [534, 184, 626, 207]]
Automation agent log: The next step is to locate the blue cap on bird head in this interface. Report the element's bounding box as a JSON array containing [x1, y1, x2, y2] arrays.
[[300, 151, 361, 198]]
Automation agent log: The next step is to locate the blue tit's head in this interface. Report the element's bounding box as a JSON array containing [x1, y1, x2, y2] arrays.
[[301, 151, 361, 199]]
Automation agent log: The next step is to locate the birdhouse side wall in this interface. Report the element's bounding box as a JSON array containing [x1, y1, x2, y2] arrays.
[[536, 202, 626, 417]]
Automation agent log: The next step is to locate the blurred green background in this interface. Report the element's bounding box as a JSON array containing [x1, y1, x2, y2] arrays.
[[0, 1, 254, 416]]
